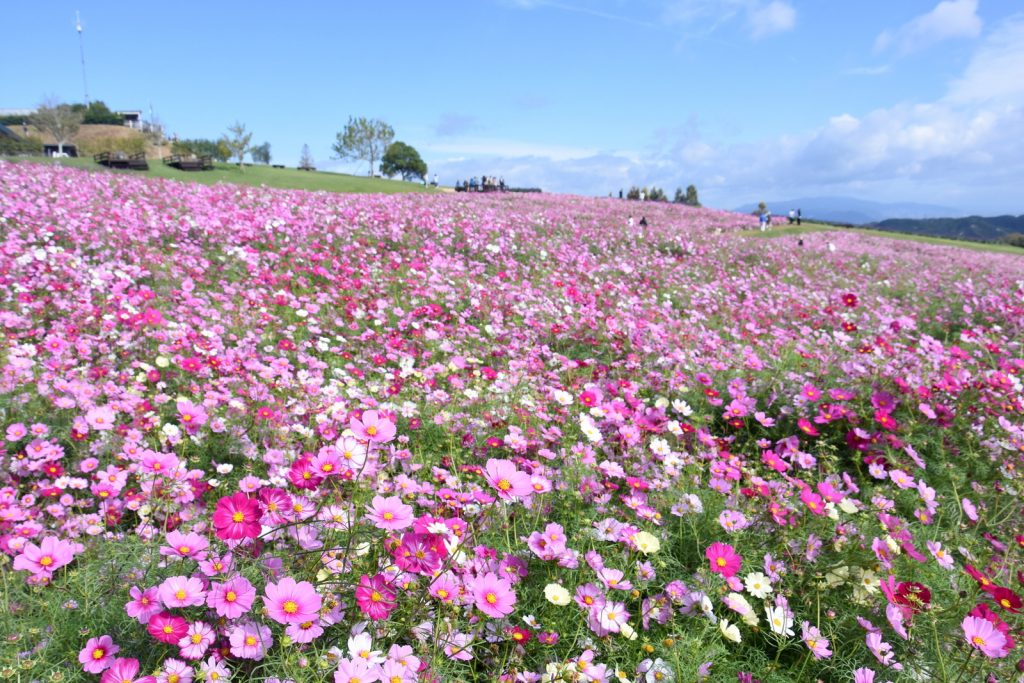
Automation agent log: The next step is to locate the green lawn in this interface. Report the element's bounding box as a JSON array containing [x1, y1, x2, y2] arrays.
[[752, 221, 1024, 255], [1, 156, 438, 195]]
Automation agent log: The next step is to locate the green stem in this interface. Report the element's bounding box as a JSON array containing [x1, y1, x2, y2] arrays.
[[931, 614, 949, 682]]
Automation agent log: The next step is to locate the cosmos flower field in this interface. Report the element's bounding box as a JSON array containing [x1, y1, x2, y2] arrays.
[[1, 161, 1022, 682]]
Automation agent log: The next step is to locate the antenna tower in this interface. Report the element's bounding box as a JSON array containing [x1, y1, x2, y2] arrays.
[[76, 11, 89, 103]]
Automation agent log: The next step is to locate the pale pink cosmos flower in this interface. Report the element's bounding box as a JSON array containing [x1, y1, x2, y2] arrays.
[[366, 495, 414, 531], [597, 600, 630, 633], [483, 458, 533, 500], [13, 536, 79, 580], [159, 575, 207, 608], [444, 632, 474, 661], [207, 575, 256, 619], [962, 615, 1008, 658], [176, 400, 208, 433], [178, 621, 215, 660], [350, 409, 396, 444], [85, 405, 117, 431], [79, 635, 119, 673], [927, 540, 955, 570], [160, 530, 209, 561], [228, 622, 273, 660], [264, 577, 322, 625]]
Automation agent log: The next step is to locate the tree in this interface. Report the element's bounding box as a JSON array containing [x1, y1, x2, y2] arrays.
[[299, 144, 315, 170], [332, 116, 394, 176], [172, 138, 230, 162], [251, 142, 271, 165], [380, 141, 427, 181], [224, 121, 253, 169], [31, 99, 82, 156], [81, 100, 122, 125], [685, 185, 701, 207]]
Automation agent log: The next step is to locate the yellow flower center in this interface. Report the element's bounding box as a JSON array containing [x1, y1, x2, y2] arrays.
[[231, 511, 244, 523], [438, 589, 449, 599], [716, 557, 727, 567], [972, 635, 986, 646], [175, 589, 186, 600], [497, 479, 512, 491], [92, 648, 105, 660], [366, 426, 378, 436], [191, 633, 203, 644], [486, 592, 498, 604], [371, 591, 382, 602], [382, 512, 394, 520], [39, 556, 54, 567], [178, 546, 190, 554], [283, 600, 298, 614], [225, 591, 237, 602], [245, 635, 257, 646]]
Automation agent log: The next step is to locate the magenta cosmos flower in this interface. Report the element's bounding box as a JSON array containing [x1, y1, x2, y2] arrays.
[[472, 571, 517, 618], [366, 494, 414, 531], [79, 635, 119, 673], [483, 458, 533, 500], [100, 658, 155, 683], [264, 577, 322, 625], [355, 573, 397, 620], [212, 492, 262, 540], [962, 615, 1009, 658], [705, 542, 742, 578], [350, 409, 396, 444]]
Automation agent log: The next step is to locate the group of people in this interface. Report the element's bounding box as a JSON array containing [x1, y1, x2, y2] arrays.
[[758, 207, 803, 231], [455, 175, 506, 192]]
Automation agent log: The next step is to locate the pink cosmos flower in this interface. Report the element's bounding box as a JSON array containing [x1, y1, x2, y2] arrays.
[[852, 668, 876, 683], [366, 495, 414, 531], [177, 621, 215, 660], [483, 458, 533, 500], [79, 635, 119, 673], [207, 575, 256, 619], [85, 405, 117, 431], [393, 532, 446, 575], [801, 621, 832, 659], [212, 492, 262, 540], [705, 542, 742, 578], [228, 622, 273, 660], [13, 536, 79, 580], [350, 409, 396, 444], [471, 571, 517, 618], [100, 658, 156, 683], [333, 657, 381, 683], [264, 577, 322, 625], [160, 530, 209, 561], [355, 573, 398, 620], [159, 658, 192, 683], [443, 632, 474, 662], [597, 600, 630, 633], [962, 615, 1008, 658], [158, 575, 207, 608], [125, 585, 162, 624], [176, 400, 208, 433], [286, 618, 325, 644]]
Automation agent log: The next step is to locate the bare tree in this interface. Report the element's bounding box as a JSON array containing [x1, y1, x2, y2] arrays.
[[224, 121, 253, 170], [299, 144, 315, 170], [31, 99, 82, 156]]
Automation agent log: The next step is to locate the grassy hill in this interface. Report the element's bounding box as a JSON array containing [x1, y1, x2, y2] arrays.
[[752, 220, 1024, 255], [1, 155, 437, 194]]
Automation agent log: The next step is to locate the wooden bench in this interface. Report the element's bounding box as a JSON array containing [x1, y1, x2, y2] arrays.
[[297, 165, 316, 171], [163, 154, 213, 171], [95, 151, 150, 171]]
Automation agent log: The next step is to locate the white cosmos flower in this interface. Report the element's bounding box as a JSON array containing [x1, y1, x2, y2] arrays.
[[720, 618, 742, 643]]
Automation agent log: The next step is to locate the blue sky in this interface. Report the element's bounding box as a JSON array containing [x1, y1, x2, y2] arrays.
[[3, 1, 1023, 213]]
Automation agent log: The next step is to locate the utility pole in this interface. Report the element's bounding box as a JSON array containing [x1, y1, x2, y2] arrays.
[[76, 11, 89, 104]]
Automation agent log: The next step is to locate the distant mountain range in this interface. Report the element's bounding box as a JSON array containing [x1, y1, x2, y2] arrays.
[[870, 215, 1024, 243], [733, 196, 961, 225]]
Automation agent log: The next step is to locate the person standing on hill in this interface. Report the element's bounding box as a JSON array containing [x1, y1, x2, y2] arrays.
[[797, 208, 802, 225]]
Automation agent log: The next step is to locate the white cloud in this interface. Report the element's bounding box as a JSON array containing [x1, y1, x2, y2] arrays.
[[426, 14, 1024, 213], [749, 1, 795, 39], [845, 65, 890, 76], [661, 0, 796, 40], [875, 0, 982, 54]]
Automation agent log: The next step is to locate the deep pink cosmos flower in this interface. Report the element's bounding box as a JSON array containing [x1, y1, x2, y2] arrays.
[[79, 635, 119, 673], [125, 585, 162, 624], [393, 532, 447, 575], [212, 492, 262, 540], [705, 542, 742, 578], [264, 577, 322, 625], [483, 458, 533, 500], [146, 612, 189, 645], [471, 571, 517, 618], [100, 658, 156, 683], [350, 409, 396, 444], [355, 573, 398, 620], [366, 494, 414, 531]]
